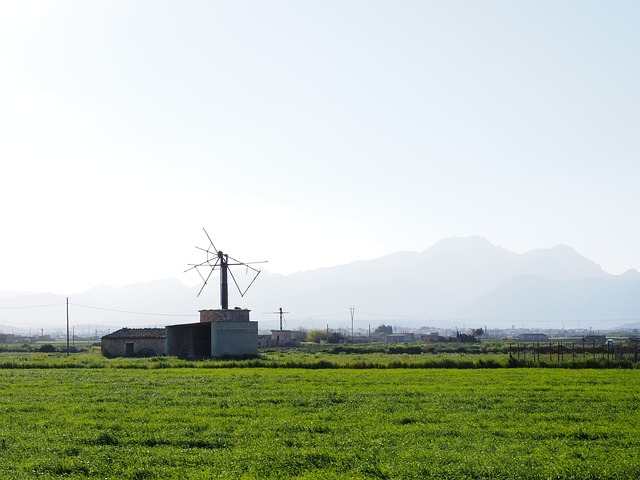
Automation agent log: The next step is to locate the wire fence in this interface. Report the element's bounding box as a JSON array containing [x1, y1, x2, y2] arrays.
[[509, 341, 639, 363]]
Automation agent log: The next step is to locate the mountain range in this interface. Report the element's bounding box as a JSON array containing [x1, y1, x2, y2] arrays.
[[1, 236, 639, 334]]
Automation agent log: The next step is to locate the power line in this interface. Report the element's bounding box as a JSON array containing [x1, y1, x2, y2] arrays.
[[0, 303, 65, 310], [0, 301, 197, 317], [69, 303, 198, 317]]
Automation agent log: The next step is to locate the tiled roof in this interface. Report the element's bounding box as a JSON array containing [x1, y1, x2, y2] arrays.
[[102, 328, 166, 339]]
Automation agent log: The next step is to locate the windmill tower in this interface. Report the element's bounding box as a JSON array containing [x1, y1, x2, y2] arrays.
[[166, 228, 266, 358]]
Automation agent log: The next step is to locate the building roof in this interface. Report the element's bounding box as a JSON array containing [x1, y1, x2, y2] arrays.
[[102, 328, 166, 340]]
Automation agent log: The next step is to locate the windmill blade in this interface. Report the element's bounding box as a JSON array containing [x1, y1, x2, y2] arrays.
[[186, 257, 216, 270], [228, 267, 261, 298], [202, 228, 218, 253], [184, 264, 200, 274], [184, 256, 218, 274], [195, 246, 218, 267], [197, 260, 219, 297], [199, 258, 220, 280], [195, 245, 216, 257], [240, 269, 261, 297], [187, 228, 267, 304], [227, 255, 267, 270], [196, 282, 208, 298], [227, 268, 241, 295]]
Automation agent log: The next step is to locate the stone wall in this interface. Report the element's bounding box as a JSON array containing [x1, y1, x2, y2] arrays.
[[211, 321, 258, 358], [200, 309, 251, 323], [101, 337, 166, 357]]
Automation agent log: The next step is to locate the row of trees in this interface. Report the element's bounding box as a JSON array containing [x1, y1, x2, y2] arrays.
[[300, 326, 486, 344], [305, 329, 345, 344]]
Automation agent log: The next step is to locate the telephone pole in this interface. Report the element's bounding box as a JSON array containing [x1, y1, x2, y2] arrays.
[[66, 297, 69, 356], [350, 306, 355, 342]]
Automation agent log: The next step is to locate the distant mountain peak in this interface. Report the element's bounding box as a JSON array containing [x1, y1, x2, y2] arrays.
[[521, 244, 605, 280], [544, 244, 583, 256], [423, 236, 501, 256], [619, 269, 640, 280]]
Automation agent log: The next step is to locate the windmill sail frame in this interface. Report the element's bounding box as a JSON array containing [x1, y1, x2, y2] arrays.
[[185, 228, 265, 309]]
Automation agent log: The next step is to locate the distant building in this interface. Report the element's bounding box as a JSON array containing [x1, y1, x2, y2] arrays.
[[269, 330, 304, 347], [423, 332, 442, 343], [385, 333, 415, 343], [101, 309, 259, 359], [101, 328, 166, 357], [516, 333, 549, 342]]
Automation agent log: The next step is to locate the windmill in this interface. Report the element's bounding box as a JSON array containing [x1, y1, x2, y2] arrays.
[[265, 307, 289, 330], [186, 228, 266, 309]]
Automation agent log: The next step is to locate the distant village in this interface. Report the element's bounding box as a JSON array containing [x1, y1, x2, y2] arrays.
[[2, 322, 638, 358]]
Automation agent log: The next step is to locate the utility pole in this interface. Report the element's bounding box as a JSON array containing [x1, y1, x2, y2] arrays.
[[350, 306, 355, 342], [66, 297, 69, 356]]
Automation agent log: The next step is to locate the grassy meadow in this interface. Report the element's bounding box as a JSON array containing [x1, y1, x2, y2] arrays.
[[1, 341, 635, 370], [1, 354, 639, 479]]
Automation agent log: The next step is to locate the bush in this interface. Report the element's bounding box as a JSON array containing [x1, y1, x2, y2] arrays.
[[38, 344, 56, 353]]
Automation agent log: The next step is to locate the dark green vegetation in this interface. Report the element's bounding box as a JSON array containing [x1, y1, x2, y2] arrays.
[[0, 343, 636, 370], [0, 341, 96, 353], [1, 365, 639, 479]]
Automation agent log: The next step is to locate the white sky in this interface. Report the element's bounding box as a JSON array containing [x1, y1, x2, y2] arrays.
[[1, 1, 639, 295]]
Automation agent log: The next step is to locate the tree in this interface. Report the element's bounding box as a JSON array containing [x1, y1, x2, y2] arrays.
[[472, 328, 485, 342], [306, 329, 327, 343], [374, 324, 393, 334], [456, 332, 478, 343]]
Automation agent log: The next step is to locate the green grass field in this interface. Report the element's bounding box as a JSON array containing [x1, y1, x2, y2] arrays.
[[1, 361, 639, 479], [0, 343, 635, 370]]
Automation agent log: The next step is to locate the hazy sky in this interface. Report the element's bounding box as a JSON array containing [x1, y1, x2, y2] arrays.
[[1, 1, 639, 295]]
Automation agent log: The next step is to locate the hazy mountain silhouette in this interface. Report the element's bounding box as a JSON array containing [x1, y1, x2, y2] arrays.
[[1, 237, 638, 332], [460, 275, 640, 327]]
